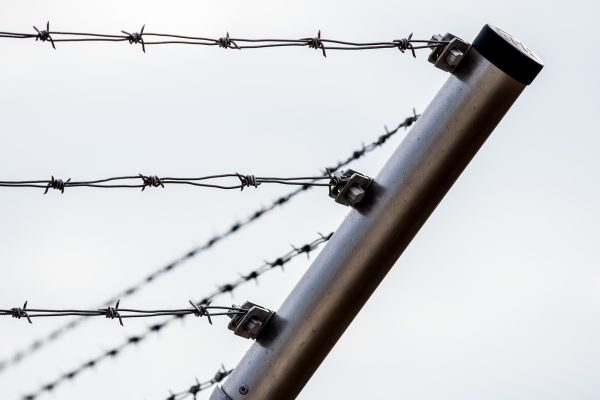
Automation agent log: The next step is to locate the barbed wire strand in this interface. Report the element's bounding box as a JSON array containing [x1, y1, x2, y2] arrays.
[[0, 174, 332, 194], [0, 23, 447, 56], [165, 365, 232, 400], [19, 233, 333, 400], [0, 301, 244, 325], [0, 110, 419, 375]]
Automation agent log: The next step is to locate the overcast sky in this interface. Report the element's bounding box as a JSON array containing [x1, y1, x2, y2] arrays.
[[0, 1, 598, 399]]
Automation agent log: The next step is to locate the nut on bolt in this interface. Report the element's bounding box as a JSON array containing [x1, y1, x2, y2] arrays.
[[227, 301, 275, 340], [328, 169, 373, 207], [244, 318, 263, 337], [427, 33, 471, 73], [446, 48, 464, 67]]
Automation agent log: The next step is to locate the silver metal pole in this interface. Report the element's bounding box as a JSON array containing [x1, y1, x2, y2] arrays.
[[211, 24, 543, 400]]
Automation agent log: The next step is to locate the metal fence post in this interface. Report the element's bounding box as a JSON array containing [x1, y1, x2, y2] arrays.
[[211, 24, 543, 400]]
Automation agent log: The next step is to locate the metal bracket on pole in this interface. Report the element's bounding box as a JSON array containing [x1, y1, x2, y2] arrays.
[[227, 301, 275, 340], [328, 169, 373, 207], [428, 33, 471, 73]]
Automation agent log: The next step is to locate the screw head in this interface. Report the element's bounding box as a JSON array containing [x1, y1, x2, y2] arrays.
[[239, 384, 249, 395]]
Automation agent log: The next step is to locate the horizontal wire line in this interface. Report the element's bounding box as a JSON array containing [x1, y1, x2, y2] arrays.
[[20, 233, 333, 400], [0, 23, 445, 57], [0, 303, 244, 323], [0, 110, 419, 377], [0, 174, 329, 194]]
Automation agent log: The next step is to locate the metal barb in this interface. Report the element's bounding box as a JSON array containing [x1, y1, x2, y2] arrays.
[[236, 173, 259, 191], [121, 24, 146, 52], [305, 29, 326, 57], [10, 301, 32, 324], [189, 299, 213, 325], [218, 32, 239, 49], [103, 300, 123, 326], [44, 176, 70, 194], [395, 33, 416, 57], [33, 21, 55, 49], [139, 174, 164, 191]]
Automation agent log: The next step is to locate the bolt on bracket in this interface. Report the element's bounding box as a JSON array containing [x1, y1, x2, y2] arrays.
[[328, 169, 373, 207], [428, 33, 471, 73], [227, 301, 275, 340]]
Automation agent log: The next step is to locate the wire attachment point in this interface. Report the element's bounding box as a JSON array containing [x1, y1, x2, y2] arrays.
[[328, 169, 373, 207], [227, 301, 274, 340], [428, 33, 471, 73]]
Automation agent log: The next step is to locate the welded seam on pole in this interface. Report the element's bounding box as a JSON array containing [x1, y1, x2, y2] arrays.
[[0, 111, 418, 376], [19, 233, 332, 400]]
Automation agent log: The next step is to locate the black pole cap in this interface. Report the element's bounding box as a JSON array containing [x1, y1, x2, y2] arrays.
[[473, 24, 543, 85]]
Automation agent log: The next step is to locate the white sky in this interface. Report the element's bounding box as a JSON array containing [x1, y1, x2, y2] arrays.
[[0, 1, 598, 399]]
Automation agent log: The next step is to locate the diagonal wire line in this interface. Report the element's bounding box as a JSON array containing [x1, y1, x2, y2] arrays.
[[164, 365, 233, 400], [20, 233, 333, 400], [0, 23, 447, 57], [0, 174, 331, 194], [0, 110, 418, 375]]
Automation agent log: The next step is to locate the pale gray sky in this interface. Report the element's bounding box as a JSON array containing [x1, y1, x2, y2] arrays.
[[0, 1, 598, 399]]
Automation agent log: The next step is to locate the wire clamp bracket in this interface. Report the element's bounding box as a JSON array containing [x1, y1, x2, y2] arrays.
[[227, 301, 275, 340], [428, 33, 471, 73], [328, 169, 373, 207]]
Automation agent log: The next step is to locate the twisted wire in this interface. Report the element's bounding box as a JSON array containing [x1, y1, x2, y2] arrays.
[[0, 174, 331, 194], [0, 300, 244, 326], [19, 233, 333, 400], [0, 23, 447, 56], [0, 110, 419, 376], [165, 365, 233, 400]]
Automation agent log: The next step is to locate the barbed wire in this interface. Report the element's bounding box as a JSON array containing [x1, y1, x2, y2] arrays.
[[20, 233, 332, 400], [0, 300, 243, 326], [0, 174, 331, 194], [0, 110, 419, 376], [0, 23, 447, 57], [165, 365, 232, 400]]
